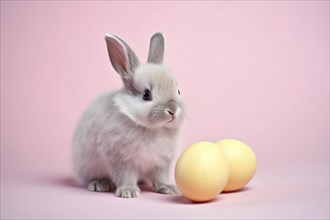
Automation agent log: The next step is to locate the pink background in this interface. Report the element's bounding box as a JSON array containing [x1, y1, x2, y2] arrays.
[[1, 1, 329, 219]]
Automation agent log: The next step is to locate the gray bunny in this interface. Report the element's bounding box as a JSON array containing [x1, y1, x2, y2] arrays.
[[72, 33, 185, 198]]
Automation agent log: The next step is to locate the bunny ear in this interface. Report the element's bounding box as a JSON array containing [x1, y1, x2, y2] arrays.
[[147, 32, 165, 64], [105, 34, 140, 90]]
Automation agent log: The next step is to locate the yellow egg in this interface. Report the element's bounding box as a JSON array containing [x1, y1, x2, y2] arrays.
[[175, 142, 229, 202], [215, 139, 257, 192]]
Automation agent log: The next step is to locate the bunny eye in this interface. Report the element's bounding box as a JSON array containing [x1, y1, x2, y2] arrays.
[[143, 89, 152, 101], [178, 90, 181, 95]]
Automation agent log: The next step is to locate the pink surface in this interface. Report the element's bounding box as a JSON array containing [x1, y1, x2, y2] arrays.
[[1, 1, 329, 219]]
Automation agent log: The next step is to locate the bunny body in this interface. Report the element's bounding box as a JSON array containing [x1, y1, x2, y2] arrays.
[[72, 34, 185, 198]]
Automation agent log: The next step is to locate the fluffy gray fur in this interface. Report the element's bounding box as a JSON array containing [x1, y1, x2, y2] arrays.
[[72, 33, 185, 198]]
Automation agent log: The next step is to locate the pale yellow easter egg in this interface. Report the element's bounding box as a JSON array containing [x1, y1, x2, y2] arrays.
[[215, 139, 257, 192], [175, 142, 229, 202]]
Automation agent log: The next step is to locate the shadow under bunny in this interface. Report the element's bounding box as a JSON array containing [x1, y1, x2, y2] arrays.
[[42, 175, 158, 195], [39, 175, 83, 189]]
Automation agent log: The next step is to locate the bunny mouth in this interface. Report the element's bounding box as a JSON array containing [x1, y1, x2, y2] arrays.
[[167, 115, 175, 123]]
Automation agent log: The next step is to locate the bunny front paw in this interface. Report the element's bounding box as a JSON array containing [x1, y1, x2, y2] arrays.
[[156, 184, 179, 195], [115, 186, 140, 198]]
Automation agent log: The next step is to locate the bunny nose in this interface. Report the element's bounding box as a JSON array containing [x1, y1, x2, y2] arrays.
[[166, 101, 177, 116], [167, 110, 174, 116]]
